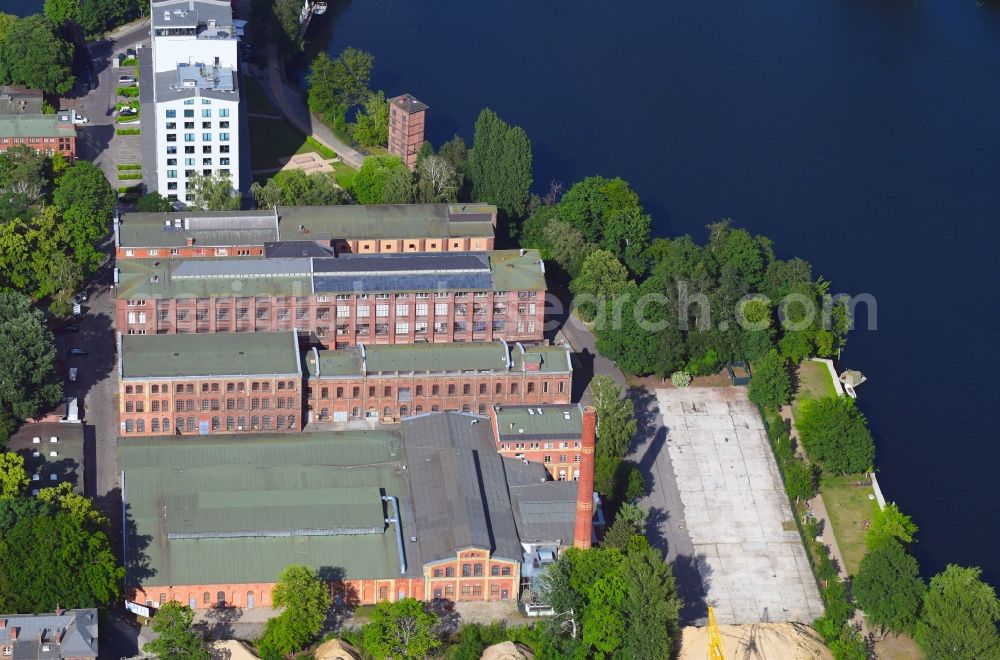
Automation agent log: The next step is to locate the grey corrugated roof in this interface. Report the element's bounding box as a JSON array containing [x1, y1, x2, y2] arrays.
[[312, 252, 489, 274], [401, 413, 522, 563], [264, 241, 334, 258], [0, 609, 98, 659], [502, 458, 580, 545]]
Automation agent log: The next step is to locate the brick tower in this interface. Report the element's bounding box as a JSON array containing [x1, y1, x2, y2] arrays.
[[574, 406, 597, 549], [388, 93, 428, 170]]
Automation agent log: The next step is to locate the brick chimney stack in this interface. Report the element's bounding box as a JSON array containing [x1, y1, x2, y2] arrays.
[[573, 406, 597, 549]]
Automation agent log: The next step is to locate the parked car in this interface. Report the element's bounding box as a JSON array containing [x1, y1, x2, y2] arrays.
[[72, 114, 88, 125], [68, 367, 78, 382], [118, 75, 136, 84], [64, 325, 79, 333], [72, 292, 88, 304], [69, 348, 88, 357]]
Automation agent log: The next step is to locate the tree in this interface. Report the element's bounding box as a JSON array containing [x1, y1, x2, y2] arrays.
[[252, 170, 349, 209], [270, 564, 330, 649], [602, 503, 647, 550], [352, 90, 389, 147], [747, 349, 791, 409], [796, 396, 874, 474], [0, 453, 28, 498], [853, 539, 925, 635], [53, 161, 116, 273], [136, 192, 175, 212], [590, 375, 637, 459], [542, 219, 593, 277], [351, 155, 408, 205], [44, 0, 81, 27], [0, 509, 122, 611], [782, 456, 818, 503], [438, 135, 468, 195], [416, 154, 459, 203], [382, 165, 414, 204], [467, 108, 533, 221], [0, 291, 61, 422], [307, 48, 374, 122], [915, 565, 1000, 660], [622, 545, 680, 660], [556, 176, 651, 272], [186, 173, 240, 211], [272, 0, 304, 55], [451, 624, 485, 660], [569, 249, 631, 323], [0, 14, 17, 46], [0, 15, 75, 94], [362, 598, 440, 659], [143, 602, 210, 660], [867, 503, 918, 550]]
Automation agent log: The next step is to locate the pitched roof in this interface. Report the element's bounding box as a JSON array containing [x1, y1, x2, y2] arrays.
[[0, 609, 98, 659], [401, 413, 522, 563], [0, 115, 75, 139], [502, 458, 581, 545], [119, 432, 422, 586], [120, 332, 301, 378], [389, 94, 429, 114]]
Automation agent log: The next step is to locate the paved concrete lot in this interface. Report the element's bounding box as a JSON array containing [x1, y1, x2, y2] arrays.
[[656, 387, 824, 625]]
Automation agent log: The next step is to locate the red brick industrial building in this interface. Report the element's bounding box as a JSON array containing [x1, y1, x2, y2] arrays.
[[113, 203, 497, 259], [491, 404, 585, 481], [115, 250, 546, 346], [117, 332, 571, 435], [0, 114, 76, 162]]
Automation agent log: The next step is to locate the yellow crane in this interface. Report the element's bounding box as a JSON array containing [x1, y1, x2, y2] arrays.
[[707, 606, 725, 660]]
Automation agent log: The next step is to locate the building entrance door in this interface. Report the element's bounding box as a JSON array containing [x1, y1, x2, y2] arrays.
[[247, 592, 254, 609]]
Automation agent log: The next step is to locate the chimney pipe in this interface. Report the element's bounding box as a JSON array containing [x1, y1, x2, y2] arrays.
[[573, 406, 597, 549], [186, 236, 195, 246]]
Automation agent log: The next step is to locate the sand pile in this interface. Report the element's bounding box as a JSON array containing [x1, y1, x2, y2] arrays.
[[680, 622, 833, 660]]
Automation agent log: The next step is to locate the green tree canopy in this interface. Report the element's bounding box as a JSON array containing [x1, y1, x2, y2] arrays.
[[136, 192, 175, 212], [0, 452, 28, 498], [351, 155, 408, 204], [143, 602, 210, 660], [251, 170, 349, 209], [0, 291, 61, 422], [0, 14, 18, 46], [186, 173, 240, 211], [915, 565, 1000, 660], [602, 503, 648, 551], [853, 538, 925, 635], [0, 15, 74, 94], [416, 154, 460, 203], [307, 48, 374, 124], [622, 545, 680, 659], [272, 0, 304, 55], [44, 0, 81, 28], [362, 598, 440, 659], [796, 396, 874, 474], [53, 160, 115, 272], [467, 108, 532, 222], [747, 349, 792, 409], [353, 90, 389, 147], [266, 564, 331, 653], [569, 249, 632, 323], [556, 176, 650, 273], [866, 503, 918, 550], [591, 375, 637, 461]]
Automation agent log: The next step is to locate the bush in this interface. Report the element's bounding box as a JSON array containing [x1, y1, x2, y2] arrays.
[[121, 57, 138, 66], [116, 86, 139, 97], [116, 128, 140, 135], [117, 173, 142, 180], [748, 350, 791, 409], [670, 371, 692, 388], [797, 396, 875, 475], [116, 164, 141, 170], [686, 350, 720, 376]]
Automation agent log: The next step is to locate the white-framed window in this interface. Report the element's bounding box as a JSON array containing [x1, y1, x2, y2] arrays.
[[416, 303, 428, 316], [435, 303, 448, 316], [376, 304, 389, 317], [395, 321, 409, 335], [395, 303, 409, 316], [336, 305, 350, 318], [356, 304, 370, 317]]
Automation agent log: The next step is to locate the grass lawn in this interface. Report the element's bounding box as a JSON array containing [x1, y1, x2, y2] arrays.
[[295, 136, 337, 160], [249, 116, 314, 170], [819, 473, 878, 575], [243, 75, 277, 115], [793, 359, 837, 416], [332, 160, 356, 189]]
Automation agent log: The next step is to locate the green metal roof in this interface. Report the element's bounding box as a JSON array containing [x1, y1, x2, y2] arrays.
[[489, 250, 546, 291], [119, 431, 422, 586], [495, 404, 583, 440], [121, 332, 300, 378], [305, 347, 363, 377], [0, 114, 74, 138], [512, 344, 572, 373], [364, 342, 510, 374]]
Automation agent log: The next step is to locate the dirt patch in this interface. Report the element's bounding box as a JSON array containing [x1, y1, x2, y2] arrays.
[[277, 151, 335, 174], [628, 370, 734, 389], [679, 622, 833, 660]]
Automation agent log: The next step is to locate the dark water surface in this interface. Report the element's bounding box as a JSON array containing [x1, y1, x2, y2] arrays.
[[306, 0, 1000, 585]]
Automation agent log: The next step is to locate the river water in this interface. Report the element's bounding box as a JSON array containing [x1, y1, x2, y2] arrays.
[[10, 0, 1000, 587], [304, 0, 1000, 586]]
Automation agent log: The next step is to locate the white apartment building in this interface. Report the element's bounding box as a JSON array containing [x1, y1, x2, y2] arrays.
[[144, 0, 244, 205]]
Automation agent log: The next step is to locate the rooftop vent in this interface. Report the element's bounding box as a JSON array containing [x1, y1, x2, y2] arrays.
[[527, 409, 535, 415], [50, 437, 57, 443], [164, 219, 171, 227], [163, 11, 170, 21], [563, 411, 571, 420]]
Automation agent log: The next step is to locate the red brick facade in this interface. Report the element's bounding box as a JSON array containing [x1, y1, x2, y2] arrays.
[[117, 291, 545, 346], [0, 134, 75, 162], [388, 95, 426, 169], [308, 369, 571, 423], [119, 376, 301, 436], [424, 550, 519, 602], [116, 234, 494, 260]]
